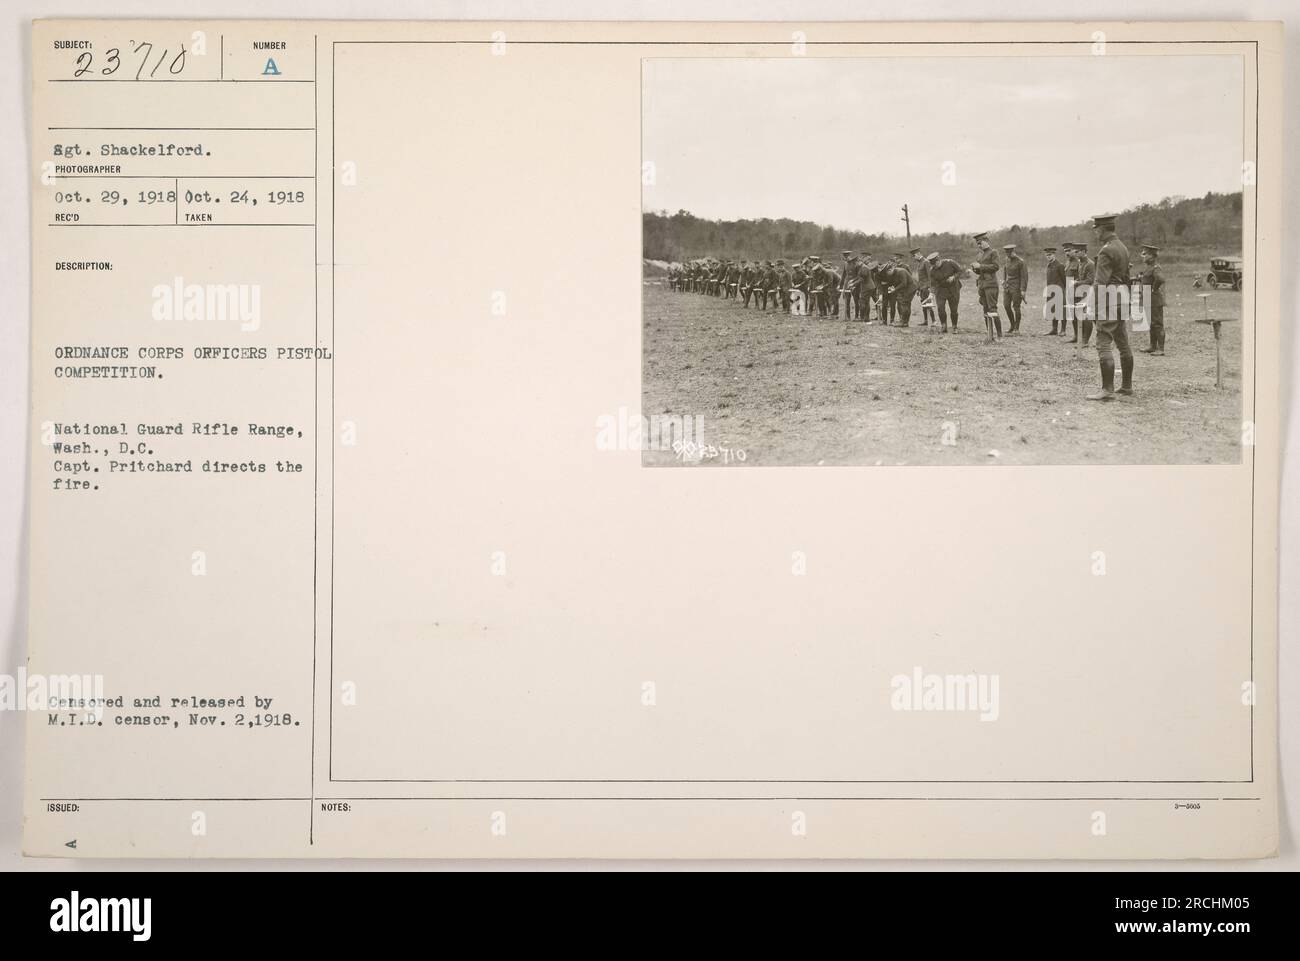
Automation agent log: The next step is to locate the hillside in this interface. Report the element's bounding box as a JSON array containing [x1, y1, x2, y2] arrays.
[[643, 191, 1244, 264]]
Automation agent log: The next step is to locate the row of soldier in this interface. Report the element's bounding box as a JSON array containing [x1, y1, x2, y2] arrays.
[[665, 214, 1168, 401]]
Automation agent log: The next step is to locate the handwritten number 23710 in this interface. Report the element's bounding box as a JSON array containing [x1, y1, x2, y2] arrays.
[[73, 42, 187, 80]]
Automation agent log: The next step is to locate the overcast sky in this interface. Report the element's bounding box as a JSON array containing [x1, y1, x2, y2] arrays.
[[642, 55, 1244, 235]]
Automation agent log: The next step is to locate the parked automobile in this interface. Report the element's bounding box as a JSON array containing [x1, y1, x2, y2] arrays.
[[1205, 256, 1243, 291]]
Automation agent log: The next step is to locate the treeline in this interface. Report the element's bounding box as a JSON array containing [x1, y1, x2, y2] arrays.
[[643, 191, 1244, 263]]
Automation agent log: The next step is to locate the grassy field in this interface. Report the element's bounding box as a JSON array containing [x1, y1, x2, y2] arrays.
[[641, 261, 1245, 466]]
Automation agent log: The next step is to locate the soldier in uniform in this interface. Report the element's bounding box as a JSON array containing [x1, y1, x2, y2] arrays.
[[760, 260, 779, 311], [826, 262, 842, 318], [1062, 244, 1079, 337], [841, 251, 861, 320], [1001, 243, 1028, 334], [970, 232, 1002, 340], [858, 252, 876, 321], [868, 257, 889, 325], [1087, 213, 1134, 400], [790, 259, 809, 315], [927, 252, 962, 333], [1137, 244, 1166, 356], [1073, 241, 1096, 347], [808, 256, 829, 317], [881, 255, 916, 327], [775, 259, 792, 313], [739, 260, 756, 308], [1042, 246, 1067, 335], [912, 247, 936, 327], [802, 257, 817, 315]]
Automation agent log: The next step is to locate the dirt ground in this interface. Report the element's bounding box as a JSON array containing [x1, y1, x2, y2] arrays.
[[641, 270, 1245, 466]]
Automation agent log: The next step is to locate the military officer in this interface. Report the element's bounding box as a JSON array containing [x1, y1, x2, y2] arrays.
[[1137, 244, 1166, 355], [1042, 246, 1067, 335], [858, 252, 877, 321], [1087, 214, 1134, 400], [808, 256, 831, 317], [760, 260, 779, 310], [873, 259, 894, 324], [1062, 244, 1079, 337], [790, 259, 809, 315], [1001, 243, 1028, 334], [927, 252, 963, 333], [739, 260, 756, 308], [775, 259, 792, 312], [882, 255, 916, 327], [970, 232, 1002, 340], [826, 259, 842, 318], [841, 251, 862, 320], [912, 247, 936, 327], [1072, 241, 1096, 346]]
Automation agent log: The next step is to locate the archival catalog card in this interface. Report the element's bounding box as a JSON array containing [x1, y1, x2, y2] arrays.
[[24, 19, 1281, 858]]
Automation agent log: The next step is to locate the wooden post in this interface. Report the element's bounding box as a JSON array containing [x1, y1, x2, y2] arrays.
[[1213, 321, 1223, 389], [1194, 294, 1236, 390]]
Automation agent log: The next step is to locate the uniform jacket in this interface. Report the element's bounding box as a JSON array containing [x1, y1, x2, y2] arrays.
[[1072, 258, 1095, 314], [973, 248, 1001, 290], [1094, 234, 1131, 288], [914, 259, 932, 291], [1139, 263, 1165, 309], [1002, 254, 1028, 294], [882, 265, 916, 299], [1093, 235, 1129, 323], [1044, 259, 1067, 291], [930, 258, 963, 290]]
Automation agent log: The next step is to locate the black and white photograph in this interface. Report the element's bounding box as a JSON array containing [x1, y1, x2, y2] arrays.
[[642, 55, 1249, 465]]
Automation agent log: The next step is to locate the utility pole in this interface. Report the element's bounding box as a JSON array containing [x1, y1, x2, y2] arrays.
[[900, 204, 911, 246]]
